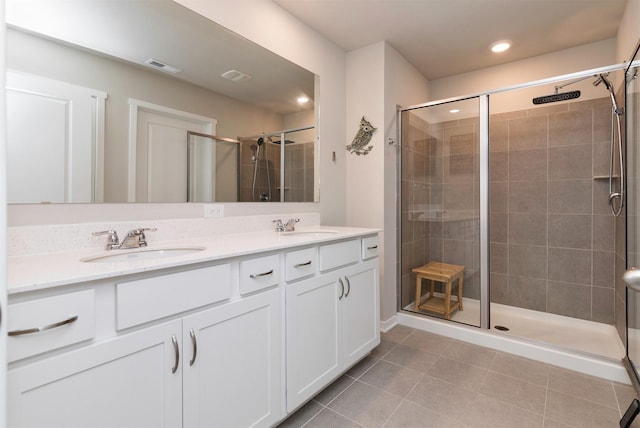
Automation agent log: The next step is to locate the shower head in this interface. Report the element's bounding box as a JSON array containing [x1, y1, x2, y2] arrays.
[[532, 90, 580, 105]]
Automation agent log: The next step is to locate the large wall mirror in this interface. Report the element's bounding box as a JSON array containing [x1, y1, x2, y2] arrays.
[[6, 0, 318, 204]]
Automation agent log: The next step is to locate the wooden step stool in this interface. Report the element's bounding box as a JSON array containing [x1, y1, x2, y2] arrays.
[[412, 261, 465, 320]]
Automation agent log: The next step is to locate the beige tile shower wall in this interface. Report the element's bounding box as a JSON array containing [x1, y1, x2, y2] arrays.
[[400, 112, 431, 309], [400, 111, 481, 307], [490, 97, 616, 324]]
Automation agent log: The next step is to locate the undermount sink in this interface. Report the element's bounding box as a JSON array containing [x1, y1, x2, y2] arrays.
[[81, 247, 206, 263], [281, 230, 338, 237]]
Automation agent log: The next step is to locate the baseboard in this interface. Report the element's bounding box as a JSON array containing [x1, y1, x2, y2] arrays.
[[380, 314, 398, 333]]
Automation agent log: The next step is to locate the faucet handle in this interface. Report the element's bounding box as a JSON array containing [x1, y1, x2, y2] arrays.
[[132, 227, 157, 247], [284, 218, 300, 231], [92, 230, 120, 250], [272, 219, 284, 232]]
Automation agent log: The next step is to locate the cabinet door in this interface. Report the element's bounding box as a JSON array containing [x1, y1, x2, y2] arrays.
[[183, 288, 283, 428], [286, 272, 341, 412], [7, 319, 182, 428], [341, 260, 380, 368]]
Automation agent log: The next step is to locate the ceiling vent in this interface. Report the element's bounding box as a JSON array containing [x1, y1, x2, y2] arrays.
[[221, 69, 252, 83], [144, 58, 182, 74]]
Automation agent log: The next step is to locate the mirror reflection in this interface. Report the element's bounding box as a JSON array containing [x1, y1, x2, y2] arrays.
[[6, 0, 317, 204]]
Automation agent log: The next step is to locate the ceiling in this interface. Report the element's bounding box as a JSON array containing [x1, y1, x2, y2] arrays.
[[274, 0, 628, 80], [6, 0, 315, 115]]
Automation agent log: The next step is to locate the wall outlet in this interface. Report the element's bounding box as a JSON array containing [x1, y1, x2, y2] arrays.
[[203, 204, 224, 218]]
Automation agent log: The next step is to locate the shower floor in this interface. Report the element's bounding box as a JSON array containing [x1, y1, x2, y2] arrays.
[[404, 298, 625, 360]]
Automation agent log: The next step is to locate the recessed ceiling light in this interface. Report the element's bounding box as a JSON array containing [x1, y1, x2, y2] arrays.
[[449, 109, 460, 113], [490, 40, 511, 53], [297, 96, 310, 104]]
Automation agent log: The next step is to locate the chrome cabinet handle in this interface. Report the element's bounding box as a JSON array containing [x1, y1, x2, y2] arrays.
[[171, 335, 179, 374], [338, 278, 345, 300], [367, 245, 378, 250], [250, 269, 274, 279], [294, 260, 312, 268], [8, 315, 78, 337], [344, 276, 351, 297], [189, 328, 197, 366]]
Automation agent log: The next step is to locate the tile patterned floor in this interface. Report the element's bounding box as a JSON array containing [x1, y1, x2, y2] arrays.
[[278, 325, 640, 428]]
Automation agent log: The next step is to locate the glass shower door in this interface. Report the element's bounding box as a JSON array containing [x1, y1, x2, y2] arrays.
[[399, 97, 484, 327], [625, 44, 640, 389]]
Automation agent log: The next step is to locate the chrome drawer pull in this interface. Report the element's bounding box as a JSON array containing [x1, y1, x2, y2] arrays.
[[189, 328, 197, 366], [8, 315, 79, 337], [344, 276, 351, 297], [294, 260, 312, 268], [250, 269, 274, 279], [171, 335, 179, 374], [338, 278, 345, 300], [367, 245, 378, 250]]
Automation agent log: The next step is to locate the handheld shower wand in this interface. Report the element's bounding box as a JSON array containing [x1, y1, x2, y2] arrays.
[[594, 73, 624, 216]]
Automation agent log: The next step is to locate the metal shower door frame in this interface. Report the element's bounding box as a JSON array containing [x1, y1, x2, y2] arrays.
[[396, 62, 628, 331]]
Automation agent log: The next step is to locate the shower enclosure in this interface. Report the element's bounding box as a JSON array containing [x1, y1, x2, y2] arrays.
[[238, 126, 315, 202], [399, 63, 634, 360]]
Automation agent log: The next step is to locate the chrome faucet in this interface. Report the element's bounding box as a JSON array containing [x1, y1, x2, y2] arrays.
[[273, 218, 299, 232], [93, 227, 157, 250]]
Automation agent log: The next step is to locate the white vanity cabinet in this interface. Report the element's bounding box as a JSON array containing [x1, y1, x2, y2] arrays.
[[7, 229, 379, 427], [8, 260, 283, 428], [8, 318, 183, 428], [182, 287, 282, 428], [286, 236, 380, 412]]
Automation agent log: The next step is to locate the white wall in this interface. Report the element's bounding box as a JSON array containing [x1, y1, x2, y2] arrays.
[[617, 0, 640, 62], [8, 0, 347, 226], [345, 41, 429, 324]]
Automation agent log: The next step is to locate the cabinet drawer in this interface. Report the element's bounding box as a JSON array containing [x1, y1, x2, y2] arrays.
[[362, 235, 379, 260], [285, 247, 317, 282], [117, 264, 231, 330], [240, 254, 280, 294], [319, 239, 360, 272], [8, 290, 95, 362]]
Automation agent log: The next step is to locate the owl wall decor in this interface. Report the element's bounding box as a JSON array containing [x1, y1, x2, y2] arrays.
[[346, 116, 377, 156]]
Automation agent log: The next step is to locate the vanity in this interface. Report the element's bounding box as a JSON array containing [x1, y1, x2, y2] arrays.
[[5, 217, 380, 427]]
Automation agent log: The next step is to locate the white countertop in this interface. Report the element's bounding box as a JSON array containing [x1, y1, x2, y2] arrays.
[[8, 226, 379, 295]]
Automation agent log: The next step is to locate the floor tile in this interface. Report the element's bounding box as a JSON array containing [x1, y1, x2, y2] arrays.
[[359, 360, 423, 398], [381, 325, 414, 344], [382, 343, 438, 373], [346, 355, 378, 379], [370, 340, 398, 359], [404, 330, 454, 355], [304, 408, 363, 428], [280, 327, 633, 428], [406, 374, 478, 421], [489, 352, 550, 387], [457, 393, 544, 428], [327, 380, 403, 428], [427, 357, 488, 391], [277, 400, 324, 428], [479, 371, 547, 414], [547, 366, 618, 409], [382, 400, 467, 428], [543, 418, 574, 428], [440, 340, 497, 369], [313, 375, 356, 406], [545, 389, 621, 428]]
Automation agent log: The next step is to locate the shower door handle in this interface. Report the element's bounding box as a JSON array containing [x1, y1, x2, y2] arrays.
[[624, 268, 640, 293]]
